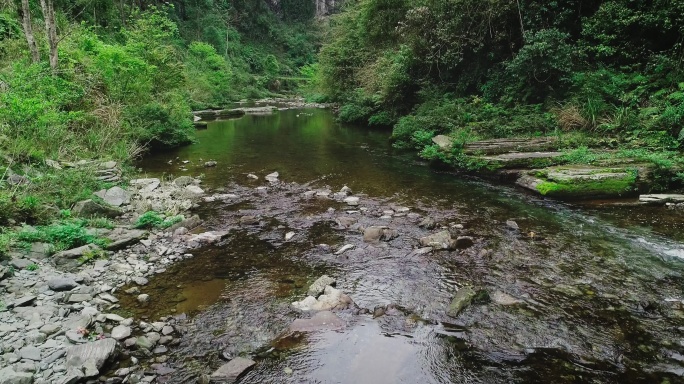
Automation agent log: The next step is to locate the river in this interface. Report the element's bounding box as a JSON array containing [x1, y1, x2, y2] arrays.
[[127, 107, 684, 383]]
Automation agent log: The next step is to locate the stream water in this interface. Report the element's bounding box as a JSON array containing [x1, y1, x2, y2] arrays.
[[129, 108, 684, 383]]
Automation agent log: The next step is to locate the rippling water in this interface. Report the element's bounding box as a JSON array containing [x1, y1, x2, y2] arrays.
[[127, 108, 684, 383]]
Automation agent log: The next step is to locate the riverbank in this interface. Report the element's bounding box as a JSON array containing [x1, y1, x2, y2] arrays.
[[426, 134, 684, 200], [0, 173, 242, 383]]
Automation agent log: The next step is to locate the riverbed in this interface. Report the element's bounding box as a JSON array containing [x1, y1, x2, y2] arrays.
[[130, 108, 684, 383]]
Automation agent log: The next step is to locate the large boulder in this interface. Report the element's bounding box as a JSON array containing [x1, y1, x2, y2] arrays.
[[53, 244, 101, 270], [47, 277, 79, 291], [432, 135, 453, 151], [101, 187, 130, 207], [65, 338, 117, 378], [104, 228, 147, 251], [211, 357, 256, 383], [0, 366, 33, 384], [72, 199, 122, 218]]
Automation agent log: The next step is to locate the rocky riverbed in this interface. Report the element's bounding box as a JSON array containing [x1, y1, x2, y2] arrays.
[[0, 172, 241, 384]]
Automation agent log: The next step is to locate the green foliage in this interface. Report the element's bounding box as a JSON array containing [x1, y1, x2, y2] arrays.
[[26, 263, 39, 271], [134, 211, 184, 229], [16, 220, 106, 251], [78, 248, 107, 265]]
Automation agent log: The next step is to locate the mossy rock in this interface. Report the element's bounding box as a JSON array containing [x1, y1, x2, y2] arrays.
[[516, 166, 639, 199]]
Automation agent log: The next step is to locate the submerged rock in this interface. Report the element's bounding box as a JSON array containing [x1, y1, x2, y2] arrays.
[[447, 287, 476, 318], [211, 357, 256, 383], [419, 230, 452, 250], [288, 311, 345, 332], [362, 226, 399, 243], [292, 286, 352, 311]]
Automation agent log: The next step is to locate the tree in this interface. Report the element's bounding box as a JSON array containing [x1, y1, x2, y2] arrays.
[[39, 0, 58, 71], [18, 0, 40, 63]]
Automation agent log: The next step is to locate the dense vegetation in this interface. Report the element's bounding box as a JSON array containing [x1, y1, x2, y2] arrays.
[[316, 0, 684, 179], [0, 0, 320, 253]]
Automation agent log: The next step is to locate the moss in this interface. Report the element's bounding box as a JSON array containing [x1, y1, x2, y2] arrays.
[[536, 170, 637, 198]]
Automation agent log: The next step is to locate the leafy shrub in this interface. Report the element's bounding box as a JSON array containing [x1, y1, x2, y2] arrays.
[[135, 211, 184, 229], [17, 221, 102, 251]]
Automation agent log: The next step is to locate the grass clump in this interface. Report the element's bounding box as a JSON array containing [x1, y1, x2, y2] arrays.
[[16, 220, 107, 251], [134, 211, 184, 230]]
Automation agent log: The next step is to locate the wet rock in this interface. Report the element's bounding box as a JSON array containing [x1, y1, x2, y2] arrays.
[[288, 311, 345, 332], [0, 367, 33, 384], [67, 293, 93, 303], [48, 277, 78, 291], [211, 357, 256, 383], [133, 276, 149, 286], [453, 236, 474, 249], [184, 185, 205, 198], [362, 226, 398, 243], [205, 161, 217, 167], [19, 346, 41, 361], [344, 196, 359, 206], [65, 338, 117, 377], [308, 275, 336, 297], [10, 295, 36, 308], [419, 231, 452, 250], [130, 178, 160, 192], [10, 258, 32, 269], [102, 187, 131, 207], [418, 217, 436, 230], [491, 291, 524, 306], [265, 172, 279, 182], [239, 216, 259, 225], [334, 244, 355, 255], [137, 294, 150, 304], [173, 176, 196, 187], [111, 325, 131, 340], [373, 306, 385, 318], [104, 228, 147, 251], [284, 231, 295, 241], [161, 326, 174, 336], [247, 174, 259, 180], [136, 336, 155, 350], [447, 287, 476, 318], [39, 323, 61, 335], [72, 199, 122, 218], [53, 244, 100, 269], [297, 286, 352, 311], [505, 220, 519, 230], [168, 215, 202, 232], [335, 217, 357, 228]]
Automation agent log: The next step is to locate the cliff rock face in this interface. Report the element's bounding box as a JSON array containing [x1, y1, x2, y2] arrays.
[[315, 0, 338, 16], [267, 0, 341, 17]]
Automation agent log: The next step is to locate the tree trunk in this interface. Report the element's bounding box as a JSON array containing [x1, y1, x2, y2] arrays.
[[39, 0, 58, 71], [20, 0, 40, 63]]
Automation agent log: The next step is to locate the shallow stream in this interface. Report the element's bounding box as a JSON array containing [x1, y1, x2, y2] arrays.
[[129, 108, 684, 383]]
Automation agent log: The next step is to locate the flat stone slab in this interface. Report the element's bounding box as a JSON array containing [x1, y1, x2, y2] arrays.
[[464, 137, 557, 155], [639, 194, 684, 205], [66, 338, 117, 372], [516, 166, 639, 199], [211, 357, 256, 383]]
